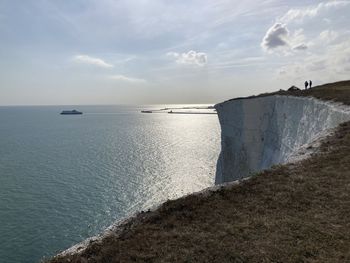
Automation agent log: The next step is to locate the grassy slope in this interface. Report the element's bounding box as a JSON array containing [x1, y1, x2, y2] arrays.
[[286, 80, 350, 105], [229, 80, 350, 105], [49, 81, 350, 263]]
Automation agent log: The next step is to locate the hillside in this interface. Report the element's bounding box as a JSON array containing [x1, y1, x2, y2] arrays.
[[230, 80, 350, 105], [48, 81, 350, 263]]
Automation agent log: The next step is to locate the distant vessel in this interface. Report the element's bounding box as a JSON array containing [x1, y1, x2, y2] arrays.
[[60, 110, 83, 115], [141, 110, 152, 113]]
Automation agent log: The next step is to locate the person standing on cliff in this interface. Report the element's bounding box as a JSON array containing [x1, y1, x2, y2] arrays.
[[309, 80, 312, 88], [304, 81, 309, 90]]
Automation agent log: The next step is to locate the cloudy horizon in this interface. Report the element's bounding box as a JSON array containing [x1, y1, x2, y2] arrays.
[[1, 0, 349, 105]]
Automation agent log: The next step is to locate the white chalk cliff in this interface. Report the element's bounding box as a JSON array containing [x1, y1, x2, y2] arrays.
[[55, 94, 350, 258], [215, 95, 350, 184]]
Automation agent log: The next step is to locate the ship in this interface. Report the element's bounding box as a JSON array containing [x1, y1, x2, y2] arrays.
[[60, 110, 83, 115]]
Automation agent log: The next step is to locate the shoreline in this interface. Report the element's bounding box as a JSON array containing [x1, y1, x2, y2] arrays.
[[48, 80, 350, 262], [49, 120, 350, 262]]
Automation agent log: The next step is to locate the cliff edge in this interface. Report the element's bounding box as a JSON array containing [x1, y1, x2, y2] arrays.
[[215, 95, 350, 184], [47, 80, 350, 263]]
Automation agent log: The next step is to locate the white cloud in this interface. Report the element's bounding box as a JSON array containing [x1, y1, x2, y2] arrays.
[[262, 1, 350, 55], [277, 38, 350, 82], [167, 50, 208, 66], [291, 29, 306, 43], [261, 23, 289, 51], [262, 24, 309, 53], [319, 30, 339, 44], [73, 55, 114, 68], [328, 39, 350, 73], [109, 75, 146, 83], [280, 1, 350, 23]]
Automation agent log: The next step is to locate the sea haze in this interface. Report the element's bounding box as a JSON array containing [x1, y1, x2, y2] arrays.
[[0, 105, 220, 263]]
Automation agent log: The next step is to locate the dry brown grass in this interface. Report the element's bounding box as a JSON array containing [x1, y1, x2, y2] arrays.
[[48, 121, 350, 263], [48, 80, 350, 263], [229, 80, 350, 105], [293, 80, 350, 104]]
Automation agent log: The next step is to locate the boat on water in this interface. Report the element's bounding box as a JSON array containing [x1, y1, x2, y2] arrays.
[[141, 110, 152, 113], [60, 110, 83, 115]]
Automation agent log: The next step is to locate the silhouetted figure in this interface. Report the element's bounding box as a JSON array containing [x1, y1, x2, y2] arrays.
[[309, 80, 312, 88], [304, 81, 309, 90]]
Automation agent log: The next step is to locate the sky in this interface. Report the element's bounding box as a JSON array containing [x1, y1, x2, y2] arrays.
[[0, 0, 350, 105]]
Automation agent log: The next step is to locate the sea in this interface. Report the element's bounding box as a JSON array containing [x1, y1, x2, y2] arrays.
[[0, 105, 221, 263]]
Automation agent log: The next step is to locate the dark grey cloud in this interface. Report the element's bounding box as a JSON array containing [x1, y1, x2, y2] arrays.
[[292, 43, 308, 50], [261, 23, 289, 51]]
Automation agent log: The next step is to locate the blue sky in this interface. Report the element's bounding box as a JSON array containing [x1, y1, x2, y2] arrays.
[[1, 0, 350, 105]]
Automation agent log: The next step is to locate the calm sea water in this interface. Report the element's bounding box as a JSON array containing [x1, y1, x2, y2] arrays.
[[0, 105, 220, 263]]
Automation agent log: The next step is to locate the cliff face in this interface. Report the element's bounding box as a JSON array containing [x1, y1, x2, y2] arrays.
[[215, 95, 350, 184]]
